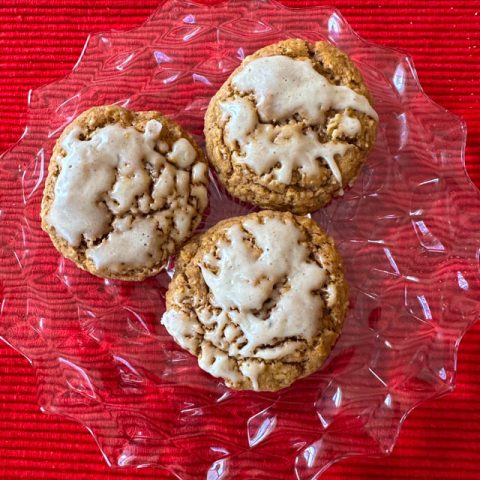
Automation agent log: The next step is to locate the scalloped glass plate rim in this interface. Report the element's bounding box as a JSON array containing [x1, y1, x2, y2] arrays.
[[0, 1, 477, 479]]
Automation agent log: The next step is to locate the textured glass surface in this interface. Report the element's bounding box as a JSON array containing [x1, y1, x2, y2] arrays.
[[0, 1, 477, 478]]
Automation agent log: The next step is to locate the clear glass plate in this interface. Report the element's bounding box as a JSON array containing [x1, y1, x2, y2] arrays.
[[0, 0, 478, 478]]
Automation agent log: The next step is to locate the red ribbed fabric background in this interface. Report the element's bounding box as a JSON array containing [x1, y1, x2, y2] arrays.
[[0, 1, 479, 478]]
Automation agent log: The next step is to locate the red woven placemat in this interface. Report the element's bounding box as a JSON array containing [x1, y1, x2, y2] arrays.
[[1, 1, 479, 478]]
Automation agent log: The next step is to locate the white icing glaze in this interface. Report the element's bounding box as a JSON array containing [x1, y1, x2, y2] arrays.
[[168, 138, 196, 168], [144, 118, 163, 138], [338, 115, 362, 137], [200, 217, 328, 359], [86, 217, 162, 272], [198, 344, 242, 385], [326, 283, 338, 308], [47, 118, 208, 272], [239, 361, 265, 391], [152, 162, 176, 208], [192, 162, 208, 183], [47, 125, 118, 246], [255, 340, 303, 360], [113, 215, 132, 232], [191, 185, 208, 210], [221, 55, 378, 186], [222, 100, 347, 184], [162, 309, 201, 351], [232, 55, 378, 123], [328, 113, 362, 139], [221, 98, 257, 148], [173, 208, 192, 239]]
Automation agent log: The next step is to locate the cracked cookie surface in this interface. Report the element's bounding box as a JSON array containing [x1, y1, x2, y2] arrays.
[[41, 105, 208, 280], [204, 39, 378, 214], [161, 210, 348, 391]]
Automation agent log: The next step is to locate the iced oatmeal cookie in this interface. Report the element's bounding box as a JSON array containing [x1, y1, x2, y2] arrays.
[[41, 105, 208, 280], [204, 39, 378, 214], [161, 210, 348, 391]]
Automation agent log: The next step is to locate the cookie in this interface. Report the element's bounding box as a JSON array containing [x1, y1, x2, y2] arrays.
[[41, 105, 209, 281], [204, 39, 378, 214], [161, 210, 348, 391]]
